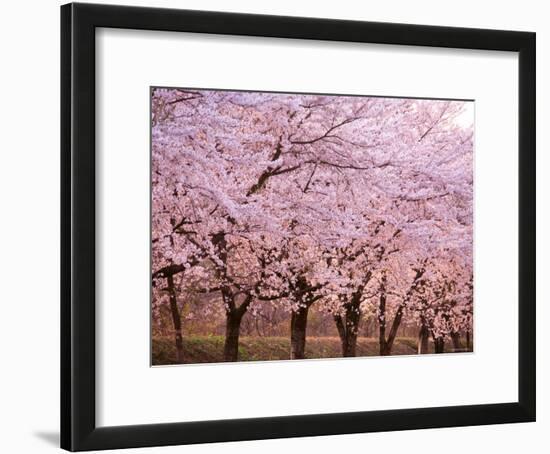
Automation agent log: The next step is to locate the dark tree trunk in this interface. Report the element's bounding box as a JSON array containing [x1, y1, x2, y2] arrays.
[[342, 327, 358, 357], [290, 305, 309, 360], [222, 292, 252, 362], [417, 324, 430, 354], [433, 337, 445, 354], [336, 314, 360, 357], [223, 310, 243, 362], [451, 332, 461, 352], [167, 274, 184, 364], [382, 268, 426, 356], [288, 275, 323, 360], [378, 273, 389, 355], [343, 302, 361, 357], [383, 303, 405, 356], [334, 314, 346, 354], [334, 293, 362, 357]]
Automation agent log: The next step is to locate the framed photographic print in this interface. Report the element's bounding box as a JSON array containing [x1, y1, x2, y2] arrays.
[[61, 2, 536, 451]]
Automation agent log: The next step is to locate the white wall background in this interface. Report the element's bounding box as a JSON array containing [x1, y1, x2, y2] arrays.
[[0, 1, 546, 453]]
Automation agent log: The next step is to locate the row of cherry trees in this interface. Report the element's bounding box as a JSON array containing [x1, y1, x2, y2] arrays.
[[151, 88, 474, 363]]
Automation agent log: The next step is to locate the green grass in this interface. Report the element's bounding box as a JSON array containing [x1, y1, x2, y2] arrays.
[[152, 335, 469, 365]]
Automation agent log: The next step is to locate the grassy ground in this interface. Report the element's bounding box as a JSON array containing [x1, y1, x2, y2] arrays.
[[152, 336, 471, 365]]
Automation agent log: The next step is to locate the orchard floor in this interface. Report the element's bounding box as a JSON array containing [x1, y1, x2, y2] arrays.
[[152, 336, 472, 365]]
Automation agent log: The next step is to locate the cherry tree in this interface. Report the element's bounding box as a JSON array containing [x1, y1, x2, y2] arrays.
[[407, 250, 473, 353], [151, 87, 474, 363]]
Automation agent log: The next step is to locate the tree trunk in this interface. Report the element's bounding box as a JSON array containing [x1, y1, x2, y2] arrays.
[[336, 317, 360, 357], [290, 305, 309, 360], [380, 343, 391, 356], [222, 292, 252, 362], [383, 303, 406, 356], [334, 314, 346, 355], [343, 328, 358, 357], [451, 332, 461, 352], [335, 296, 362, 357], [433, 337, 445, 354], [378, 273, 390, 355], [417, 324, 430, 354], [289, 275, 323, 360], [343, 302, 360, 357], [223, 310, 243, 362], [466, 330, 471, 350], [383, 269, 426, 355], [167, 274, 184, 364]]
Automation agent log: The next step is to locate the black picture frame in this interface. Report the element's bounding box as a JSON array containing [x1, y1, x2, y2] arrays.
[[61, 2, 536, 451]]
